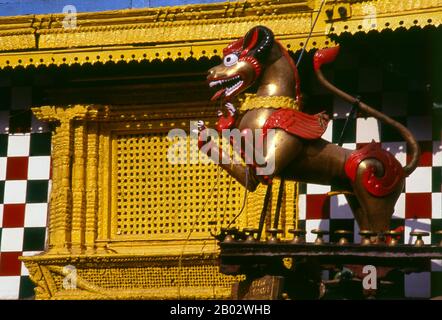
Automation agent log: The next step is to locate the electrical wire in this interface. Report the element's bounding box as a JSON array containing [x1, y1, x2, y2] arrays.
[[225, 167, 249, 229], [296, 0, 328, 67]]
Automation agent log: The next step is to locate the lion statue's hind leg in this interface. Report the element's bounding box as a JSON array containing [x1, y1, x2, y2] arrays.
[[345, 142, 405, 233]]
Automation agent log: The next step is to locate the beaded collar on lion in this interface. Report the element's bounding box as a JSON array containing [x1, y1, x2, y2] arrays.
[[238, 94, 300, 112]]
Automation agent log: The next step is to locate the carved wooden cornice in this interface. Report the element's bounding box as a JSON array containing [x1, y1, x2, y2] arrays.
[[324, 0, 442, 35], [20, 253, 242, 299], [31, 105, 101, 122], [20, 252, 220, 266], [0, 0, 326, 70], [31, 103, 218, 124], [0, 0, 439, 70]]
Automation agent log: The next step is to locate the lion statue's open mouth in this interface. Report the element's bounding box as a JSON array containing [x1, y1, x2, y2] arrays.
[[208, 74, 245, 101]]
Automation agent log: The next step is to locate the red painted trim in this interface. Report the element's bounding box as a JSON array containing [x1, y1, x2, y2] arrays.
[[239, 55, 261, 79], [216, 114, 236, 132], [240, 29, 259, 58], [223, 37, 244, 56], [313, 46, 340, 71], [262, 108, 329, 140], [345, 142, 404, 197]]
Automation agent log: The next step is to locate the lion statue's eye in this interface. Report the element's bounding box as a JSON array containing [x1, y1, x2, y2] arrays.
[[223, 54, 238, 67]]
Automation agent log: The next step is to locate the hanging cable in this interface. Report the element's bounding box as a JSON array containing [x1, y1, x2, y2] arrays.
[[226, 167, 249, 229], [296, 0, 328, 67]]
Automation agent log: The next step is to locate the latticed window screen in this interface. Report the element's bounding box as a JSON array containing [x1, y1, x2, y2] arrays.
[[114, 131, 244, 239]]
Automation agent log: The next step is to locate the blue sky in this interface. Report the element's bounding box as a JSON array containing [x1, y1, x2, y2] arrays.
[[0, 0, 230, 16]]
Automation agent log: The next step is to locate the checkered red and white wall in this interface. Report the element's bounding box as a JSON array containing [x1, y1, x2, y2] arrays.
[[0, 84, 51, 299]]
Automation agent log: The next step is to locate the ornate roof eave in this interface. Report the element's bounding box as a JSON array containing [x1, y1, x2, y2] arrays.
[[0, 0, 331, 70], [323, 0, 442, 36], [0, 0, 440, 70]]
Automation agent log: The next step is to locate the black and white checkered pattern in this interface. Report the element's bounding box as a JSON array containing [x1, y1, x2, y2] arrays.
[[295, 36, 442, 298]]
